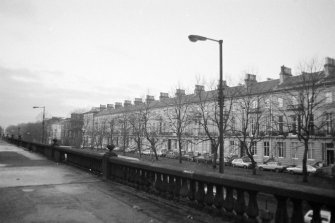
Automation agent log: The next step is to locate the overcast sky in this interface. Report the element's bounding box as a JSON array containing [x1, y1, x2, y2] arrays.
[[1, 0, 335, 128]]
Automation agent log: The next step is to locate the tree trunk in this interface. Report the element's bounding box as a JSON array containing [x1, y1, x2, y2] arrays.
[[212, 143, 217, 169], [178, 135, 182, 164], [152, 143, 159, 160], [302, 141, 308, 182]]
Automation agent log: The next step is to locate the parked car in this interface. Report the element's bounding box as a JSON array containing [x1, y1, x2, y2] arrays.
[[182, 151, 197, 161], [156, 149, 168, 157], [231, 158, 252, 168], [125, 147, 136, 153], [194, 153, 211, 163], [257, 162, 285, 172], [141, 149, 151, 155], [165, 151, 178, 159], [304, 209, 331, 223], [215, 155, 239, 166], [286, 164, 317, 174]]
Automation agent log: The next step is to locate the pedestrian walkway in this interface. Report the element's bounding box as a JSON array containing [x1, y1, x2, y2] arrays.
[[0, 140, 227, 223]]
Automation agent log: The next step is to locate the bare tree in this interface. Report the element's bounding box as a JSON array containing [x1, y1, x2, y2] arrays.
[[94, 117, 108, 149], [142, 102, 163, 160], [164, 89, 193, 163], [128, 107, 145, 157], [116, 111, 131, 155], [230, 74, 275, 175], [192, 81, 234, 169], [107, 118, 117, 145], [277, 59, 327, 182]]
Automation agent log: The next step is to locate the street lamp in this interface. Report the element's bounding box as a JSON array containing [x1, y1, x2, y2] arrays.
[[188, 34, 225, 173], [33, 106, 45, 144]]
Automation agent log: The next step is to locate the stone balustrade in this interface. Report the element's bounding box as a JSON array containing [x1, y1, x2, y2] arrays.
[[5, 137, 335, 223]]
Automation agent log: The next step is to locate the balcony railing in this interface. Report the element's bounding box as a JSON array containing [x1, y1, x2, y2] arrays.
[[5, 137, 335, 223]]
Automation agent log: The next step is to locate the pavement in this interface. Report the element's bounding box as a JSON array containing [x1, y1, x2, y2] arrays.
[[0, 140, 230, 223]]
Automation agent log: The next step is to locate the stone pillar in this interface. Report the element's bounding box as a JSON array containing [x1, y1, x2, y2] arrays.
[[102, 153, 110, 180]]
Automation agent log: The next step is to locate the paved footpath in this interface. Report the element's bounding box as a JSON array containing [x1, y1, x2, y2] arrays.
[[0, 140, 230, 223]]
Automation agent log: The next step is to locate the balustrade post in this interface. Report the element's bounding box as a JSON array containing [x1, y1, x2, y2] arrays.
[[204, 183, 214, 208], [195, 181, 205, 209], [235, 189, 246, 222], [180, 178, 189, 198], [167, 175, 175, 200], [155, 173, 163, 195], [246, 190, 258, 223], [274, 195, 288, 223], [309, 202, 322, 223], [213, 185, 224, 213], [224, 187, 234, 214], [102, 153, 110, 180], [173, 176, 181, 201], [290, 198, 303, 223], [162, 174, 169, 198], [329, 206, 335, 223], [188, 179, 196, 205]]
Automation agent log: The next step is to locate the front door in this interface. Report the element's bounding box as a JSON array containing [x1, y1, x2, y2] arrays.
[[327, 150, 334, 165]]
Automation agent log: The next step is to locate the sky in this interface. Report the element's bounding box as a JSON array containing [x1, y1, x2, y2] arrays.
[[1, 0, 335, 128]]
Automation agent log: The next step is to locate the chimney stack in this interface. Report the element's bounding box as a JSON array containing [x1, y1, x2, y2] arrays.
[[146, 95, 155, 104], [217, 80, 227, 90], [124, 100, 132, 107], [175, 89, 185, 97], [159, 92, 169, 101], [115, 102, 122, 109], [134, 98, 143, 106], [194, 85, 204, 95], [100, 104, 107, 110], [324, 57, 335, 76], [279, 66, 292, 84], [244, 74, 257, 86], [107, 104, 114, 110]]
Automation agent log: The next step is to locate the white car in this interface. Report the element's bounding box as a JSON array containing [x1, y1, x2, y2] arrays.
[[231, 158, 252, 168], [304, 209, 331, 223], [286, 165, 316, 174], [257, 162, 285, 172]]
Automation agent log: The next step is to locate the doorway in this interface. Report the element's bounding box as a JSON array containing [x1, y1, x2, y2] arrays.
[[327, 150, 334, 165]]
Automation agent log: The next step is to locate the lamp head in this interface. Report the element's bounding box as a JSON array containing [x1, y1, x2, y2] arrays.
[[188, 35, 207, 42], [33, 106, 39, 109]]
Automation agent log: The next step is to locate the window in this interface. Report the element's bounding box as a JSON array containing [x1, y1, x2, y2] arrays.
[[251, 118, 257, 135], [251, 142, 257, 155], [307, 142, 316, 160], [230, 117, 236, 131], [291, 142, 299, 159], [278, 98, 283, 108], [309, 114, 314, 135], [264, 99, 270, 109], [277, 142, 286, 157], [263, 141, 270, 156], [290, 115, 297, 134], [278, 116, 284, 133], [292, 96, 298, 105], [325, 92, 332, 103], [326, 113, 333, 134], [252, 100, 258, 109]]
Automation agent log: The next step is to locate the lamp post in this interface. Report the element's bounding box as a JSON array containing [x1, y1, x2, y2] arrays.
[[188, 34, 225, 173], [33, 106, 45, 144]]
